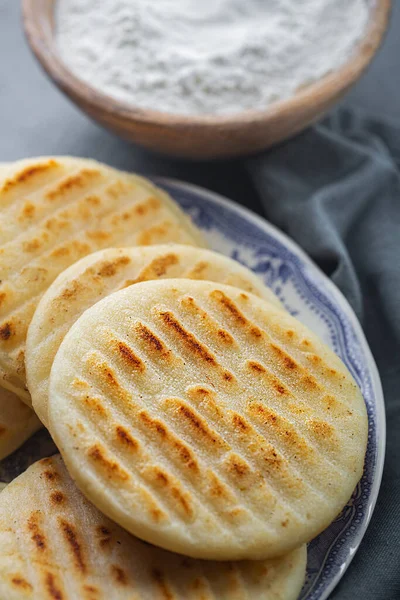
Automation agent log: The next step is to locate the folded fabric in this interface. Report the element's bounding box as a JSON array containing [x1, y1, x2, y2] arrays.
[[247, 107, 400, 600]]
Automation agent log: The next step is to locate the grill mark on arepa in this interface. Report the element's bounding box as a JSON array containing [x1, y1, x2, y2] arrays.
[[131, 253, 179, 282], [84, 354, 143, 402], [82, 584, 100, 599], [137, 411, 200, 473], [268, 342, 322, 390], [0, 320, 14, 341], [162, 398, 229, 452], [27, 510, 68, 595], [193, 566, 219, 599], [105, 177, 135, 200], [187, 576, 215, 598], [44, 458, 122, 599], [225, 562, 250, 598], [141, 465, 194, 520], [87, 444, 130, 482], [186, 385, 226, 421], [221, 452, 276, 511], [115, 425, 140, 451], [179, 296, 237, 347], [17, 200, 36, 222], [209, 290, 264, 338], [110, 564, 128, 585], [42, 468, 60, 482], [10, 574, 33, 591], [58, 519, 87, 573], [50, 491, 66, 505], [306, 419, 339, 454], [151, 568, 176, 600], [158, 311, 217, 364], [114, 340, 145, 372], [107, 197, 161, 230], [96, 525, 113, 551], [85, 343, 158, 399], [44, 169, 103, 202], [156, 309, 236, 382], [27, 511, 47, 552], [120, 220, 196, 247], [134, 322, 174, 361], [44, 572, 64, 600], [96, 255, 132, 278], [247, 360, 290, 396], [182, 260, 209, 279]]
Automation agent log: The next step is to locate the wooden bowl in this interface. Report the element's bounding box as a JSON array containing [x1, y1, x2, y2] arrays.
[[23, 0, 391, 160]]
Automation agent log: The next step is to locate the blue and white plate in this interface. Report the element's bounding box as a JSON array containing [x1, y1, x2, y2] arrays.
[[158, 178, 385, 600]]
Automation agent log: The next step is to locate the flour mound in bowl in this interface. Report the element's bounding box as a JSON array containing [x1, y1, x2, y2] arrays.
[[56, 0, 370, 115]]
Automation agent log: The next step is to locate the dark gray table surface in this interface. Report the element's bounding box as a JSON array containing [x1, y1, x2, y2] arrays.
[[1, 0, 399, 214]]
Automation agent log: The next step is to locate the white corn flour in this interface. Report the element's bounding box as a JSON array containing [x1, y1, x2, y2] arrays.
[[56, 0, 370, 116]]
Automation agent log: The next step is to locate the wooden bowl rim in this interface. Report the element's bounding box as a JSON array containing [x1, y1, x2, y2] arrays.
[[23, 0, 392, 129]]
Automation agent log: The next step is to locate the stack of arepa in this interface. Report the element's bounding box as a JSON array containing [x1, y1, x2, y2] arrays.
[[0, 157, 368, 600]]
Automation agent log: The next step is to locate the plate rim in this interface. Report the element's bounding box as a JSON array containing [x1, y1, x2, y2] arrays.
[[155, 176, 386, 600]]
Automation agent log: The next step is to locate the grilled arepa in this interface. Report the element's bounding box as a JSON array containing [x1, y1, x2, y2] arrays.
[[48, 279, 368, 560], [0, 388, 41, 461], [0, 157, 203, 404], [0, 455, 307, 600], [26, 245, 282, 426]]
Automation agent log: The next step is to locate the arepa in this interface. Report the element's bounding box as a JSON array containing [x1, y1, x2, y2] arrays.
[[0, 156, 203, 403], [26, 244, 282, 426], [49, 279, 368, 560], [0, 388, 41, 461], [0, 455, 307, 600]]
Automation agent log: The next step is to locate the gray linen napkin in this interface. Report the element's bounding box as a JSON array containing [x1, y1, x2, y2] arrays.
[[248, 107, 400, 600]]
